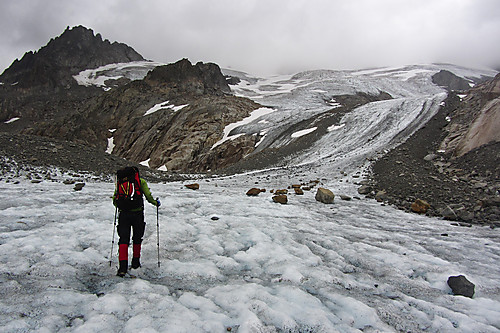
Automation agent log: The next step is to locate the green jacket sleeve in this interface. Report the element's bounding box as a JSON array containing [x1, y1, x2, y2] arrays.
[[140, 178, 158, 206]]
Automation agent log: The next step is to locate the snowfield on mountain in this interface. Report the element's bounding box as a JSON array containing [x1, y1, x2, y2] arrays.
[[1, 63, 500, 332]]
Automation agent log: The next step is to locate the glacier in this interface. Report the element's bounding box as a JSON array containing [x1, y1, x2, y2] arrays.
[[1, 63, 499, 332], [1, 175, 499, 332]]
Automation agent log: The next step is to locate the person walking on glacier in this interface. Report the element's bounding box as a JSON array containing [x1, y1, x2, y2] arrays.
[[113, 166, 160, 277]]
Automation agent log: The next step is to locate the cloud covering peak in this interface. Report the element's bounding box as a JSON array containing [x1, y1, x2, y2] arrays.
[[1, 0, 499, 75]]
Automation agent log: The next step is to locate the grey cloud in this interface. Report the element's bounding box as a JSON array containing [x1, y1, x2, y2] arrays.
[[1, 0, 499, 75]]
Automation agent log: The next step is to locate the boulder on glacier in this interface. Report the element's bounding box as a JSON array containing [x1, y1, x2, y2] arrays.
[[315, 188, 335, 204], [447, 275, 475, 298]]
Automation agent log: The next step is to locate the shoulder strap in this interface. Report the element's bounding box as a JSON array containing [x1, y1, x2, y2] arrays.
[[133, 172, 142, 195]]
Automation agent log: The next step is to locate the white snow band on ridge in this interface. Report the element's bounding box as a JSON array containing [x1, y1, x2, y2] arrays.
[[327, 123, 345, 132], [73, 61, 163, 89], [291, 127, 317, 138], [4, 117, 20, 124], [212, 107, 275, 149], [144, 101, 189, 116]]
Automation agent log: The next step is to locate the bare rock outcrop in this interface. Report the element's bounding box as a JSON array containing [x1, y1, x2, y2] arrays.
[[431, 70, 472, 92], [0, 26, 263, 173], [9, 57, 262, 172], [144, 59, 230, 96], [440, 73, 500, 157], [456, 94, 500, 156]]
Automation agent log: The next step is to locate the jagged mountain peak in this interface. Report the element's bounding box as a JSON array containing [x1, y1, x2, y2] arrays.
[[144, 58, 230, 95], [0, 25, 144, 88]]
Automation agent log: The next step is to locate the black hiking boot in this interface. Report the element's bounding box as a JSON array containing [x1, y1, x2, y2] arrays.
[[117, 260, 128, 277], [131, 257, 141, 269]]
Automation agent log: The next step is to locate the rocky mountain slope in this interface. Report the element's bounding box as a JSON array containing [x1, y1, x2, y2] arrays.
[[370, 82, 500, 224], [0, 26, 145, 135], [441, 73, 500, 156], [22, 59, 262, 172]]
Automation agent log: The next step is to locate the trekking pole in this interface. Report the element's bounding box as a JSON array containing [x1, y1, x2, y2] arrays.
[[156, 197, 161, 267], [109, 206, 118, 266]]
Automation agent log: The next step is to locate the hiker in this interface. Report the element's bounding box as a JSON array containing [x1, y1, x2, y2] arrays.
[[113, 166, 160, 277]]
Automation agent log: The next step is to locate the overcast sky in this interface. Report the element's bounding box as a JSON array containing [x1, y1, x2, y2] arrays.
[[1, 0, 499, 75]]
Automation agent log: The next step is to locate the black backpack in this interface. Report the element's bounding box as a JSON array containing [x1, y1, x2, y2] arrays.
[[115, 167, 144, 211]]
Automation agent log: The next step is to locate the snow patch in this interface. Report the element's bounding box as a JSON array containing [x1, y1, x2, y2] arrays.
[[212, 107, 275, 149], [140, 159, 150, 167], [328, 98, 342, 108], [144, 101, 189, 116], [105, 137, 114, 154], [144, 101, 170, 116], [171, 104, 189, 112], [106, 129, 116, 154], [231, 74, 309, 99], [291, 127, 317, 138], [327, 123, 346, 132], [73, 61, 164, 89], [255, 128, 271, 147], [4, 117, 20, 124]]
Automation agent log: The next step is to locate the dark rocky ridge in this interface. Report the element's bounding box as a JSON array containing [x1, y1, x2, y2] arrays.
[[0, 25, 144, 89], [432, 70, 472, 91], [145, 59, 231, 95], [0, 26, 145, 137]]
